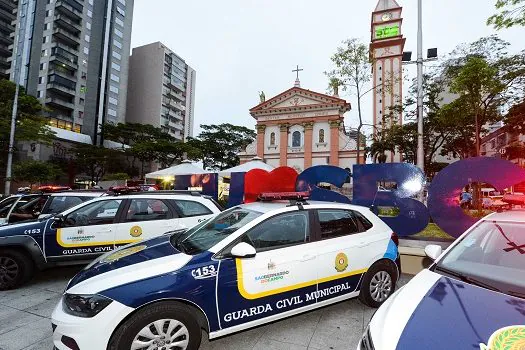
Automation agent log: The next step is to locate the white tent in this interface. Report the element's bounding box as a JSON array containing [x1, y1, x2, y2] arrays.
[[145, 160, 208, 179], [219, 157, 274, 175]]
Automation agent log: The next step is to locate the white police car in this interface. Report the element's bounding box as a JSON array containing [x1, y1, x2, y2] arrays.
[[51, 194, 400, 350], [359, 211, 525, 350]]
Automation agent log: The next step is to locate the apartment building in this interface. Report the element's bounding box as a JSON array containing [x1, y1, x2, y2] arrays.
[[9, 0, 133, 144], [127, 42, 196, 141], [0, 0, 15, 79]]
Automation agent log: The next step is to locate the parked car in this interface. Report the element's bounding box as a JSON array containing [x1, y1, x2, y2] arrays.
[[51, 193, 400, 350], [0, 192, 222, 290], [38, 190, 107, 219], [0, 194, 50, 226], [359, 210, 525, 350]]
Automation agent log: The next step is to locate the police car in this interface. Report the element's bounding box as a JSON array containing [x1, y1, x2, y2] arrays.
[[38, 190, 108, 219], [51, 193, 400, 350], [359, 211, 525, 350], [0, 192, 221, 290]]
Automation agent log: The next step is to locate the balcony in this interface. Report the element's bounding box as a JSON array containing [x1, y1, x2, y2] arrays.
[[0, 7, 15, 23], [46, 96, 75, 111], [54, 14, 81, 35], [0, 20, 14, 35], [0, 44, 10, 56], [47, 82, 76, 97], [55, 0, 83, 21], [53, 27, 80, 47], [51, 41, 79, 56], [0, 32, 12, 45], [0, 56, 10, 68], [170, 120, 184, 131], [167, 89, 185, 102], [48, 68, 77, 82], [50, 47, 78, 70]]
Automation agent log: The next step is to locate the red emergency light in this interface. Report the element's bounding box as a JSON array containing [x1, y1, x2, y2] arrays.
[[258, 192, 310, 201]]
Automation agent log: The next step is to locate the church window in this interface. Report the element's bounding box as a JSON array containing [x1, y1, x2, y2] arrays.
[[270, 132, 276, 146], [319, 129, 325, 143], [292, 131, 301, 147]]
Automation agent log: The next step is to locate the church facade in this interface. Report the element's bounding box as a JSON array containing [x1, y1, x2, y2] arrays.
[[239, 85, 360, 173]]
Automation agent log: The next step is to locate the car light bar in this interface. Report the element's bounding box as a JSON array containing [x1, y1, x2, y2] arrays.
[[259, 192, 310, 201]]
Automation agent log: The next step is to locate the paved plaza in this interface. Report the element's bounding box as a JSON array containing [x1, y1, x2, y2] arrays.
[[0, 267, 411, 350]]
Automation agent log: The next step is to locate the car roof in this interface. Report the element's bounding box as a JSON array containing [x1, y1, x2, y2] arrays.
[[483, 210, 525, 222], [50, 191, 105, 197], [101, 193, 211, 201], [237, 201, 370, 214]]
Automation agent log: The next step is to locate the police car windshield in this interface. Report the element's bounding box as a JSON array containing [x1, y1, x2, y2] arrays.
[[435, 221, 525, 298], [172, 207, 262, 255]]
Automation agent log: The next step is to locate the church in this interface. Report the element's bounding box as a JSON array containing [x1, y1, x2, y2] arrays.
[[239, 75, 361, 173]]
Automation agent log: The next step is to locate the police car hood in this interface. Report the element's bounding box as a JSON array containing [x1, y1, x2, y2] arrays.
[[0, 219, 47, 237], [66, 234, 193, 295], [370, 269, 525, 350]]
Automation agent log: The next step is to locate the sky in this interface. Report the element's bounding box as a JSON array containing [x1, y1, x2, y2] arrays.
[[130, 0, 523, 136]]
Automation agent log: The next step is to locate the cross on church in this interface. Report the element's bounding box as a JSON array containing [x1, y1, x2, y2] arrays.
[[292, 65, 303, 80]]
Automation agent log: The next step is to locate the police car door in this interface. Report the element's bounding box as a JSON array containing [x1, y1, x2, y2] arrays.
[[312, 209, 380, 303], [114, 198, 179, 244], [216, 210, 319, 330], [45, 199, 124, 258], [170, 199, 215, 230]]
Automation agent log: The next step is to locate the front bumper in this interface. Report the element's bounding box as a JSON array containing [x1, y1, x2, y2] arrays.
[[51, 297, 134, 350]]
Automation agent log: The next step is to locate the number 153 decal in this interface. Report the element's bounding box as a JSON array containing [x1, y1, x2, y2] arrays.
[[191, 265, 217, 280]]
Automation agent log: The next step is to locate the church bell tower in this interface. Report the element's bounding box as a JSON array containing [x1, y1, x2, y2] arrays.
[[370, 0, 406, 162]]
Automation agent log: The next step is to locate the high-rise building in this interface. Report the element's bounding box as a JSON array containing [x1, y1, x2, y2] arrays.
[[9, 0, 133, 144], [127, 42, 196, 141], [0, 0, 16, 79]]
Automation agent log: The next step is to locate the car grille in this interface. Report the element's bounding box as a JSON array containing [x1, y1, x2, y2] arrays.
[[361, 328, 375, 350]]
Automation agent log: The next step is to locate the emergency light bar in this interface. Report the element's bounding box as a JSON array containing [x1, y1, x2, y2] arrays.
[[258, 192, 310, 201]]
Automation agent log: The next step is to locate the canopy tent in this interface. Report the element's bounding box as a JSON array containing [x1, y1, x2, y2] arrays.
[[145, 160, 208, 179], [219, 157, 274, 175]]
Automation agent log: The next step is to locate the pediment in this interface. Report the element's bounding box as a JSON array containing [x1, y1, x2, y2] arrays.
[[250, 87, 349, 116]]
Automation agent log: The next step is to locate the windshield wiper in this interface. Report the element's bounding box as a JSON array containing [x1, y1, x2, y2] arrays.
[[434, 265, 503, 293], [170, 229, 188, 253]]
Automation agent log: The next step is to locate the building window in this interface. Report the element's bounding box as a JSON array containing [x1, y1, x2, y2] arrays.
[[38, 76, 44, 84], [114, 39, 122, 49], [110, 85, 119, 94], [84, 47, 89, 55], [109, 97, 118, 105], [44, 23, 51, 30], [86, 22, 91, 30], [87, 10, 92, 18], [45, 10, 52, 17], [115, 17, 124, 27], [112, 62, 121, 72], [319, 129, 325, 143], [42, 36, 48, 44], [112, 51, 121, 60], [85, 35, 90, 43], [37, 90, 43, 98], [116, 7, 125, 16], [111, 74, 120, 83], [270, 132, 276, 146], [40, 63, 46, 70], [81, 71, 87, 80], [79, 111, 84, 119], [114, 28, 123, 38], [292, 131, 301, 148], [117, 0, 126, 5], [108, 109, 117, 117], [79, 98, 85, 105]]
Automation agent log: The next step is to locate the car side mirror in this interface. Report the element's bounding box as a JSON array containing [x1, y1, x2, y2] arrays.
[[53, 214, 65, 226], [425, 244, 443, 261], [230, 242, 256, 259]]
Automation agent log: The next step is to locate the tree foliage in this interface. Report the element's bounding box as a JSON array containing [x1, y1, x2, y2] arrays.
[[13, 160, 62, 187], [70, 144, 120, 183], [187, 124, 256, 171], [325, 38, 372, 164], [488, 0, 525, 29], [504, 100, 525, 133]]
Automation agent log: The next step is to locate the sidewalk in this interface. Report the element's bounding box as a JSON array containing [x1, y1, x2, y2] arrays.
[[0, 267, 410, 350]]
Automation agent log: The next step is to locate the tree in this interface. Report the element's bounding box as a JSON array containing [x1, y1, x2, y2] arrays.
[[443, 38, 525, 156], [187, 124, 256, 171], [0, 79, 55, 168], [70, 144, 120, 184], [325, 39, 371, 164], [488, 0, 525, 29], [13, 160, 62, 188], [504, 100, 525, 132]]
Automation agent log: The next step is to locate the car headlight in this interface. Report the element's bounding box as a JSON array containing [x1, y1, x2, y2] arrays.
[[62, 294, 113, 318], [361, 325, 375, 350]]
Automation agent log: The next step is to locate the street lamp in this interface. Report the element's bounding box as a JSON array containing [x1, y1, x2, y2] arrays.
[[401, 0, 438, 176]]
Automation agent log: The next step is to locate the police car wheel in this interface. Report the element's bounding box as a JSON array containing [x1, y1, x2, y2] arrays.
[[0, 249, 34, 291], [108, 302, 202, 350], [359, 260, 396, 308]]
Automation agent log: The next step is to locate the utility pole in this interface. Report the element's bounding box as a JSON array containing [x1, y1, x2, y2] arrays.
[[416, 0, 424, 174], [4, 0, 28, 195]]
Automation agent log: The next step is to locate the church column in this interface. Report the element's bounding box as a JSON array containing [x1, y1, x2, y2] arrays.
[[303, 122, 314, 169], [256, 124, 266, 159], [279, 124, 289, 167], [329, 120, 340, 166]]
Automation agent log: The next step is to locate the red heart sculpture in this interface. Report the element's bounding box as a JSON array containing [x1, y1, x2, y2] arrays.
[[244, 167, 298, 203]]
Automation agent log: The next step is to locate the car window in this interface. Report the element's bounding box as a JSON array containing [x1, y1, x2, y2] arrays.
[[11, 196, 48, 214], [0, 197, 19, 218], [242, 211, 309, 252], [354, 211, 374, 231], [41, 196, 93, 215], [173, 200, 212, 217], [317, 210, 360, 240], [126, 199, 170, 222], [63, 200, 122, 227]]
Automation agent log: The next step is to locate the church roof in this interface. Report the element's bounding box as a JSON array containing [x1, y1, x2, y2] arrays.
[[249, 87, 350, 118], [374, 0, 401, 12]]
